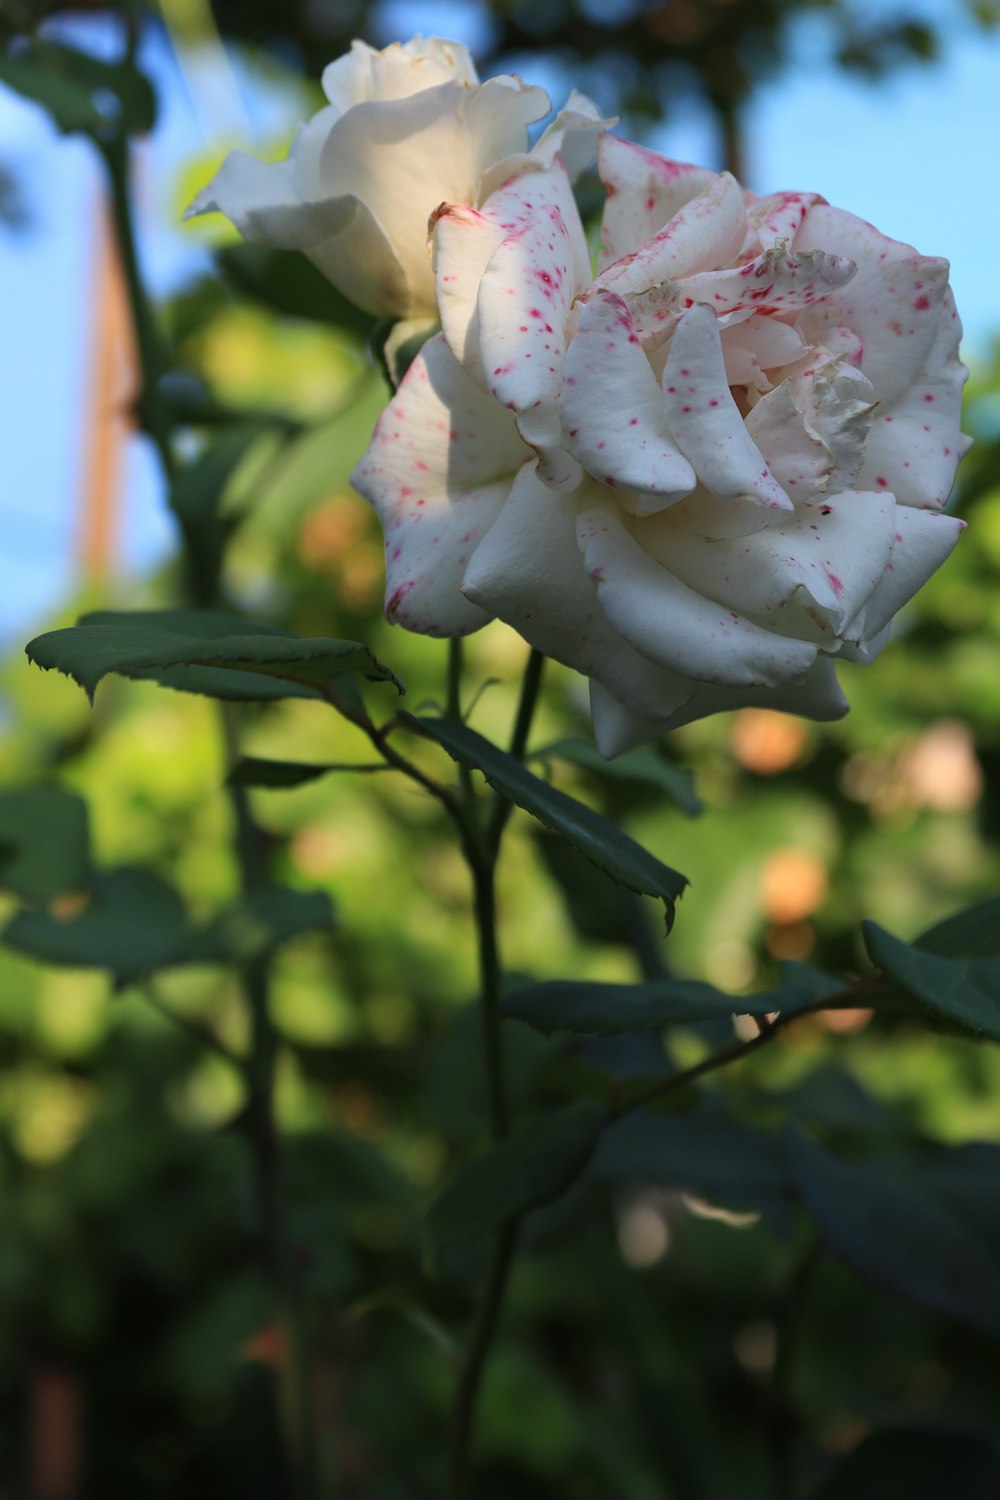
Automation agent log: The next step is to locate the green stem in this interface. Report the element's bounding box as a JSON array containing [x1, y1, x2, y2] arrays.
[[222, 707, 322, 1500], [487, 647, 544, 851], [470, 855, 508, 1143], [447, 646, 547, 1498], [609, 980, 884, 1123], [447, 637, 477, 808], [447, 1220, 519, 1499]]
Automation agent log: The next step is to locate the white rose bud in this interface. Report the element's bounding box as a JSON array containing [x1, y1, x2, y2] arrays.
[[186, 35, 608, 321], [354, 134, 970, 757]]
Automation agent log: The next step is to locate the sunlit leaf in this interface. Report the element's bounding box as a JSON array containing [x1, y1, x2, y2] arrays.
[[26, 609, 402, 704]]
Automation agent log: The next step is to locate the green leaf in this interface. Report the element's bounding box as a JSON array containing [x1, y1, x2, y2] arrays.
[[188, 887, 335, 964], [3, 872, 333, 984], [4, 868, 190, 984], [26, 609, 402, 705], [169, 428, 266, 525], [811, 1428, 1000, 1500], [0, 42, 155, 135], [787, 1130, 1000, 1334], [0, 786, 91, 902], [228, 757, 388, 788], [532, 737, 702, 816], [426, 1101, 604, 1251], [592, 1110, 792, 1219], [863, 919, 1000, 1041], [506, 960, 846, 1037], [403, 716, 687, 921], [915, 895, 1000, 959], [218, 244, 376, 339]]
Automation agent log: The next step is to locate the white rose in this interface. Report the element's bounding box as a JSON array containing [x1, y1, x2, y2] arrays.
[[353, 135, 969, 756], [186, 35, 607, 320]]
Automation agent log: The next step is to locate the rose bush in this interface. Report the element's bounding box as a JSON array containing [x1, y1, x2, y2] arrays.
[[354, 133, 969, 756], [187, 36, 606, 320]]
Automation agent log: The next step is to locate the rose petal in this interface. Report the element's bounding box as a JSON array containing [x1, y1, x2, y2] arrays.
[[477, 205, 581, 489], [795, 204, 951, 408], [856, 505, 966, 640], [857, 286, 971, 509], [351, 334, 527, 635], [597, 136, 719, 270], [744, 383, 831, 499], [320, 37, 478, 112], [576, 501, 818, 687], [492, 89, 612, 184], [791, 358, 876, 492], [434, 161, 589, 381], [561, 290, 696, 503], [679, 244, 857, 327], [661, 303, 792, 511], [596, 172, 747, 298], [462, 468, 698, 719], [186, 144, 411, 317], [722, 318, 807, 392], [591, 655, 848, 757], [748, 191, 825, 250], [639, 490, 896, 635], [318, 76, 549, 310]]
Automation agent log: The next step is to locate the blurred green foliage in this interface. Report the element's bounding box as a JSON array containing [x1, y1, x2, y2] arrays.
[[2, 4, 1000, 1498]]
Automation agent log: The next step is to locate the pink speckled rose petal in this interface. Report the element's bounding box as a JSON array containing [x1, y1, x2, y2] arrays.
[[351, 334, 529, 635], [561, 290, 695, 504], [462, 468, 700, 721], [857, 505, 967, 640], [679, 244, 857, 328], [641, 490, 896, 634], [575, 501, 819, 687], [597, 136, 718, 272], [595, 172, 747, 299], [476, 204, 581, 489], [858, 287, 972, 509], [661, 303, 792, 511], [794, 203, 950, 408], [434, 160, 589, 382]]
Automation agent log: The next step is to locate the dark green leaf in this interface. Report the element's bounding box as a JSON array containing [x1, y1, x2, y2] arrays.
[[403, 716, 687, 920], [26, 610, 402, 704], [188, 887, 335, 963], [593, 1110, 792, 1218], [506, 960, 846, 1037], [0, 54, 103, 132], [426, 1102, 604, 1251], [0, 786, 90, 902], [218, 244, 375, 339], [3, 871, 333, 984], [3, 868, 189, 984], [787, 1130, 1000, 1334], [169, 428, 266, 525], [0, 42, 155, 135], [916, 895, 1000, 960], [863, 920, 1000, 1041], [228, 757, 388, 788], [532, 737, 702, 816], [811, 1428, 1000, 1500]]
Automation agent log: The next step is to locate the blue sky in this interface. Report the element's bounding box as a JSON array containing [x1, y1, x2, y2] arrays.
[[1, 6, 998, 648]]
